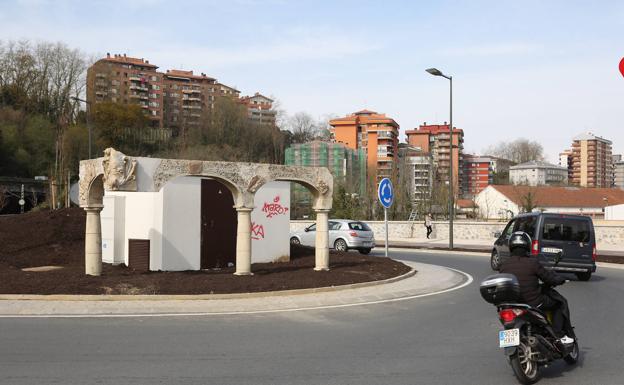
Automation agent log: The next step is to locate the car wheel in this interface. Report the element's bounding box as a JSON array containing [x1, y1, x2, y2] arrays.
[[290, 237, 300, 245], [334, 239, 348, 252], [490, 249, 501, 271], [359, 248, 371, 255], [576, 272, 591, 281]]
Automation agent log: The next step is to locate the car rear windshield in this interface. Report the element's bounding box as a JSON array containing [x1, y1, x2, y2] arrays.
[[514, 216, 538, 238], [542, 218, 591, 242], [348, 222, 371, 231]]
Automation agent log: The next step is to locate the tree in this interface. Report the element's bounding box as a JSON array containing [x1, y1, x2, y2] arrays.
[[484, 138, 544, 164], [91, 102, 150, 154], [519, 188, 539, 213], [288, 112, 319, 143], [330, 183, 359, 219]]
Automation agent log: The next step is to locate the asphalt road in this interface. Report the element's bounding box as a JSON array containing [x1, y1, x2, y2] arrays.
[[1, 249, 623, 385]]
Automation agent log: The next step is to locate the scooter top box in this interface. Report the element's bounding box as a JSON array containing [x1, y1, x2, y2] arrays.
[[479, 273, 520, 305]]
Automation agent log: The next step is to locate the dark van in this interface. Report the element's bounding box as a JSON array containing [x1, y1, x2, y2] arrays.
[[490, 213, 596, 281]]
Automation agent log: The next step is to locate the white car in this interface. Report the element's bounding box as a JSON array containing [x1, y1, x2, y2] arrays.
[[290, 219, 376, 254]]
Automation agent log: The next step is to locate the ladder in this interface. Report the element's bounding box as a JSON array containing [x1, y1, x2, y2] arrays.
[[408, 209, 418, 222]]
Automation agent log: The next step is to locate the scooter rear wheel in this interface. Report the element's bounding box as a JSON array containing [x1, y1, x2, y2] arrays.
[[510, 340, 541, 384]]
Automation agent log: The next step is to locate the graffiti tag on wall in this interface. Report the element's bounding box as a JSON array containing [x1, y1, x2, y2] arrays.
[[262, 195, 289, 218], [251, 222, 265, 240]]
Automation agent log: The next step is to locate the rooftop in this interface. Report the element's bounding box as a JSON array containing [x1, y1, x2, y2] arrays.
[[573, 131, 612, 144], [102, 53, 158, 69], [509, 160, 567, 171], [165, 69, 215, 81], [488, 185, 624, 208]]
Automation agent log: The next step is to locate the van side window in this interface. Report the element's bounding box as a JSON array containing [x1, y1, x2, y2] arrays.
[[514, 216, 538, 238], [503, 220, 516, 238], [542, 219, 590, 242]]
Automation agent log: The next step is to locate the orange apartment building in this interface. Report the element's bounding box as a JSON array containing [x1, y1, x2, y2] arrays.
[[329, 110, 399, 184], [87, 53, 273, 138], [565, 132, 613, 188], [405, 123, 464, 195]]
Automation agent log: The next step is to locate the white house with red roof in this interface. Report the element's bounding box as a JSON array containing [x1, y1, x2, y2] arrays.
[[475, 185, 624, 220]]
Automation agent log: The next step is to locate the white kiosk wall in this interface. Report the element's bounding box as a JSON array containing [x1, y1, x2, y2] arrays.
[[161, 176, 202, 270], [101, 178, 291, 270], [251, 182, 291, 263]]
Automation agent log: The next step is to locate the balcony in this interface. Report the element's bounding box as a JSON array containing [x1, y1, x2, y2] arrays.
[[183, 88, 202, 94], [130, 85, 149, 92]]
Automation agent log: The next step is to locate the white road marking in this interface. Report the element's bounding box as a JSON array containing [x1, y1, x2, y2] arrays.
[[0, 267, 474, 319]]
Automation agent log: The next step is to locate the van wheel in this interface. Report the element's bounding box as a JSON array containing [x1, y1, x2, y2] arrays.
[[576, 272, 591, 281], [490, 250, 501, 271], [290, 237, 300, 245]]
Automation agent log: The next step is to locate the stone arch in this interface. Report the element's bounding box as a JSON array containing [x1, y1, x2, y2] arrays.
[[79, 148, 334, 276], [158, 173, 243, 207]]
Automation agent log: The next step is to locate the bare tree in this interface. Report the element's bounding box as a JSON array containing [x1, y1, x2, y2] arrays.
[[287, 112, 322, 143], [484, 138, 544, 164]]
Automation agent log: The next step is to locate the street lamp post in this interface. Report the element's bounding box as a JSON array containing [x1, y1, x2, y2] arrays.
[[426, 67, 454, 249], [71, 96, 92, 159]]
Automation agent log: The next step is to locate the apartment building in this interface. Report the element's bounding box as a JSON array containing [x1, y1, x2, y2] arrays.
[[87, 53, 268, 138], [405, 123, 464, 196], [614, 154, 624, 188], [559, 149, 574, 182], [462, 155, 493, 198], [329, 110, 399, 184], [567, 132, 613, 188], [509, 160, 568, 186], [161, 69, 219, 135], [86, 53, 163, 128], [398, 144, 433, 205], [240, 93, 276, 125]]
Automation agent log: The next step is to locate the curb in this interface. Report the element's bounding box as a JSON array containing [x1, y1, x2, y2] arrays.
[[0, 267, 417, 301]]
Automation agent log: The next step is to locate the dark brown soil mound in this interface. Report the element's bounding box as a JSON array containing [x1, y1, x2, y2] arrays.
[[0, 208, 411, 295]]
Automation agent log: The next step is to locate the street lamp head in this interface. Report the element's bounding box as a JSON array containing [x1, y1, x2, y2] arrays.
[[426, 68, 444, 77]]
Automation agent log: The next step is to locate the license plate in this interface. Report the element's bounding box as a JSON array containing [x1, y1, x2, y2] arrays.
[[499, 329, 520, 348]]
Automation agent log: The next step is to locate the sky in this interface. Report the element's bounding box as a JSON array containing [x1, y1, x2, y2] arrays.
[[1, 0, 623, 162]]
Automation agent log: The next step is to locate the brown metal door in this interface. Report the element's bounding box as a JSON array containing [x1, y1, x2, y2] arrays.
[[201, 179, 237, 269], [128, 239, 150, 272]]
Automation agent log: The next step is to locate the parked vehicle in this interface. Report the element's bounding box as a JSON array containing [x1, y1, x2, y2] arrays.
[[490, 213, 596, 281], [290, 219, 376, 254], [480, 257, 579, 384]]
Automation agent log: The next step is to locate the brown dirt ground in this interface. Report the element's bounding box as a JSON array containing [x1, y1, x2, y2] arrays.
[[0, 208, 411, 295]]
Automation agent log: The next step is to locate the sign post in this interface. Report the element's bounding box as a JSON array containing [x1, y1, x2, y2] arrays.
[[377, 178, 394, 257]]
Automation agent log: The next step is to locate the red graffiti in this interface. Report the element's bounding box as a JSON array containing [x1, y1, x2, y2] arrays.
[[251, 222, 265, 240], [262, 195, 289, 218]]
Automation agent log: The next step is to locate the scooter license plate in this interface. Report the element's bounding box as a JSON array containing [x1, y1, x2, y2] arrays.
[[499, 328, 520, 348]]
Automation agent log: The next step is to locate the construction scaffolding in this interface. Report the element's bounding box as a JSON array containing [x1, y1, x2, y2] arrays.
[[285, 141, 366, 218]]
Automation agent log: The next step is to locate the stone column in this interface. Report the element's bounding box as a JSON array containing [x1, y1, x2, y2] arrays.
[[84, 206, 103, 276], [234, 207, 253, 276], [314, 209, 330, 271]]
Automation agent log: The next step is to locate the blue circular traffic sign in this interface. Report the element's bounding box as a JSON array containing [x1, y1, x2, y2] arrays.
[[378, 178, 394, 208]]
